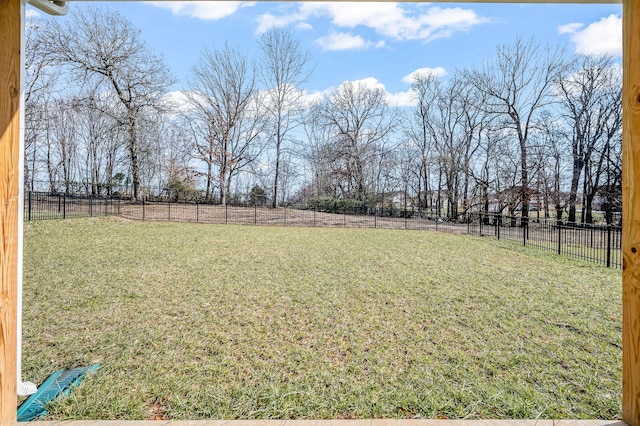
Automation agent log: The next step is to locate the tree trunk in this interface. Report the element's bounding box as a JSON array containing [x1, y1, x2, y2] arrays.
[[205, 159, 213, 202], [568, 154, 583, 223], [272, 140, 281, 208], [129, 118, 140, 201], [219, 166, 226, 206], [436, 167, 443, 218], [519, 137, 530, 219], [585, 193, 595, 224]]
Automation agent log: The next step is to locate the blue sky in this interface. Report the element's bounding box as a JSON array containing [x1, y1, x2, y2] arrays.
[[30, 1, 622, 105]]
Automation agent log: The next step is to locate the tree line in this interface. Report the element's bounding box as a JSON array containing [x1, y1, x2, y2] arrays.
[[24, 7, 622, 224]]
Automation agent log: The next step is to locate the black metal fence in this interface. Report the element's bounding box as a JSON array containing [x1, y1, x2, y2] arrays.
[[24, 193, 622, 269], [116, 200, 622, 269], [467, 213, 622, 269], [24, 191, 121, 221]]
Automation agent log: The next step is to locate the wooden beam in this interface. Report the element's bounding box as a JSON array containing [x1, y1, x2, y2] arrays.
[[623, 1, 640, 425], [0, 1, 627, 426], [0, 0, 21, 424], [59, 0, 624, 3]]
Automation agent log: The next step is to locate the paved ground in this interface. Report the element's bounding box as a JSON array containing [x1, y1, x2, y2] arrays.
[[27, 420, 627, 426]]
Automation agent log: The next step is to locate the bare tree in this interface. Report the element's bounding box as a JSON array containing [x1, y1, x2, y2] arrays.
[[39, 97, 81, 193], [412, 73, 484, 219], [24, 16, 61, 191], [470, 125, 509, 215], [534, 112, 571, 221], [140, 113, 195, 200], [406, 73, 438, 210], [63, 86, 127, 196], [301, 104, 335, 200], [557, 54, 622, 223], [469, 37, 566, 220], [180, 111, 216, 202], [316, 81, 397, 202], [41, 7, 174, 200], [258, 28, 312, 207], [185, 44, 267, 205]]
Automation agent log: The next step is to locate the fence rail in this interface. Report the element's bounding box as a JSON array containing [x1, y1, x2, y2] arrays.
[[24, 191, 121, 221], [24, 192, 622, 269]]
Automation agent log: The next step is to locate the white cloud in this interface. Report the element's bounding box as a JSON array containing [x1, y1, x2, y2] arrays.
[[401, 67, 447, 84], [24, 8, 43, 30], [304, 75, 440, 110], [148, 1, 256, 21], [256, 11, 306, 34], [386, 90, 417, 108], [558, 22, 583, 35], [316, 32, 371, 51], [560, 14, 621, 57], [296, 22, 314, 31], [162, 91, 198, 113], [348, 77, 386, 91], [257, 3, 486, 43], [25, 8, 41, 19], [301, 89, 325, 107], [333, 77, 417, 108]]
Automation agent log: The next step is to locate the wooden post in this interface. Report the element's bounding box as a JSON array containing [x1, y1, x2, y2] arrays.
[[0, 2, 634, 426], [0, 0, 21, 424], [623, 1, 640, 425]]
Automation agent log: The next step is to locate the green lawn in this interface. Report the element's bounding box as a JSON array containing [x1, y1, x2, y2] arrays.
[[21, 217, 621, 420]]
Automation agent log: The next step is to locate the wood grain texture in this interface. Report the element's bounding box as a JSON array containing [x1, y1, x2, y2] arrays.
[[0, 0, 20, 424], [61, 0, 624, 3], [0, 1, 628, 426], [623, 1, 640, 426]]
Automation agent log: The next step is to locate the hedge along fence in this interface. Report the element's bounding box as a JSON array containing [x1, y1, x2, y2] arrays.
[[23, 192, 622, 269]]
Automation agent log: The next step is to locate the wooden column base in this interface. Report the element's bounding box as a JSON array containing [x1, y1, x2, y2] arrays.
[[0, 0, 21, 424], [623, 1, 640, 426]]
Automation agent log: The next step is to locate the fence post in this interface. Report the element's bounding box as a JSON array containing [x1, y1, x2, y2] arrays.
[[557, 222, 562, 255], [284, 206, 287, 226], [607, 225, 612, 268], [196, 203, 199, 223], [496, 215, 500, 240], [374, 207, 377, 229], [142, 198, 145, 221], [168, 202, 171, 221], [254, 203, 257, 225], [63, 193, 66, 219], [404, 204, 407, 230], [522, 216, 528, 246], [225, 204, 228, 224], [89, 197, 93, 217], [28, 191, 32, 221], [313, 206, 316, 227], [479, 213, 483, 236]]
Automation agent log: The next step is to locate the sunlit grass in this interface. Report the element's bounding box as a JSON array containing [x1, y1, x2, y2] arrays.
[[22, 217, 621, 420]]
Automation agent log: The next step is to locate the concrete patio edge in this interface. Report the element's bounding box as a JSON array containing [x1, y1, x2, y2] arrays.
[[24, 419, 628, 426]]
